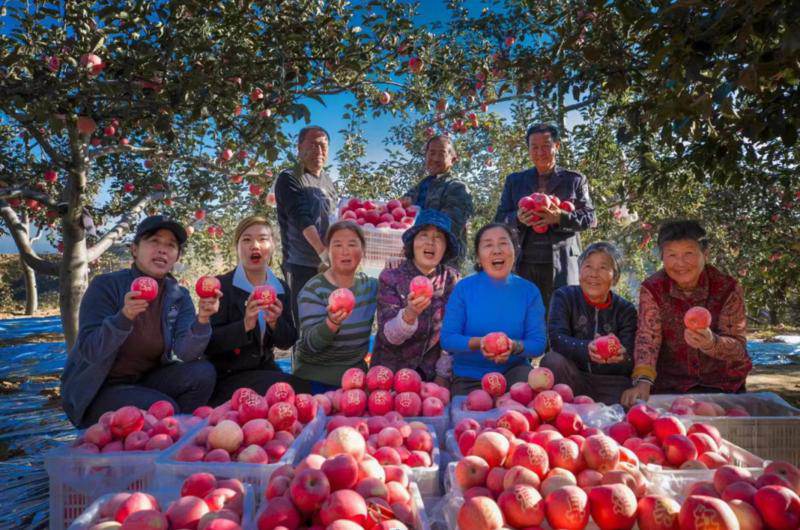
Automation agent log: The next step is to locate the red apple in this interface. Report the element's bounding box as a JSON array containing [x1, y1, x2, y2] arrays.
[[637, 495, 680, 530], [679, 495, 739, 530], [130, 277, 158, 301], [409, 275, 433, 298], [545, 485, 589, 530], [684, 306, 712, 330], [589, 484, 638, 530], [195, 276, 221, 298]]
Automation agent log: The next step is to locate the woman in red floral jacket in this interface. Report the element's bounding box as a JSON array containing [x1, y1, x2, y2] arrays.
[[621, 220, 752, 407]]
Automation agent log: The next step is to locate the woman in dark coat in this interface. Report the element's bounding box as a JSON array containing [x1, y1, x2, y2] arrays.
[[206, 215, 308, 404]]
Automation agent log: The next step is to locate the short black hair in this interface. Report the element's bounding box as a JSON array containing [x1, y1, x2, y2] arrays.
[[472, 222, 520, 272], [403, 225, 456, 264], [423, 134, 456, 155], [526, 123, 560, 145], [657, 220, 709, 252], [298, 126, 330, 145], [133, 228, 185, 254], [325, 220, 366, 249]]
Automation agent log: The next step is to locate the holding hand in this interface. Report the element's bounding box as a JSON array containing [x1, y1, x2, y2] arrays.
[[326, 304, 352, 331], [621, 381, 652, 408], [588, 333, 626, 364], [403, 292, 431, 323], [122, 290, 150, 321], [530, 202, 562, 228], [480, 333, 514, 364], [197, 289, 222, 324], [263, 298, 284, 329], [517, 208, 537, 227], [684, 328, 715, 350]]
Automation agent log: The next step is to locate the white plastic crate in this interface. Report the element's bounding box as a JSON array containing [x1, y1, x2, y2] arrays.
[[45, 415, 204, 530], [642, 439, 765, 500], [647, 391, 800, 465], [449, 395, 624, 431], [320, 416, 443, 497], [155, 409, 326, 507], [67, 484, 255, 530]]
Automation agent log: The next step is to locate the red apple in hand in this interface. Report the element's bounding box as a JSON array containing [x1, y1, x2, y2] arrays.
[[131, 277, 158, 301], [560, 201, 575, 212], [409, 276, 433, 299], [483, 331, 511, 357], [329, 288, 356, 313], [595, 334, 622, 360], [253, 284, 277, 306], [684, 306, 712, 330], [195, 276, 221, 298]]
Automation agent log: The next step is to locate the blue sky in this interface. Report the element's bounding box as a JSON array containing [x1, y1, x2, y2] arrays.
[[1, 1, 529, 253]]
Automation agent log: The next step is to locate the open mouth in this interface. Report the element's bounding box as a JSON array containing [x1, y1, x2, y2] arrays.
[[338, 258, 353, 266], [422, 249, 436, 259], [249, 251, 262, 264], [490, 258, 506, 269], [152, 257, 168, 267]]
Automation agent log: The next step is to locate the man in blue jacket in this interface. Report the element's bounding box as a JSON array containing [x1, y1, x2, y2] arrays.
[[494, 123, 595, 308], [61, 215, 219, 427]]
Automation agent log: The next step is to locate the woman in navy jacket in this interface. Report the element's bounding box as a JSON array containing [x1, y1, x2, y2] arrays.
[[206, 216, 308, 404], [541, 242, 637, 404]]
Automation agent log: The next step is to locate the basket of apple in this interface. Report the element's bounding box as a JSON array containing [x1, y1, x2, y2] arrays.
[[156, 383, 325, 498], [311, 414, 440, 497], [45, 401, 206, 530], [68, 472, 254, 530], [313, 366, 450, 441], [451, 365, 624, 428], [256, 425, 431, 530]]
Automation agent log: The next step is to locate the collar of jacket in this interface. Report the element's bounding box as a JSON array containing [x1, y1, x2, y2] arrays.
[[527, 165, 567, 194]]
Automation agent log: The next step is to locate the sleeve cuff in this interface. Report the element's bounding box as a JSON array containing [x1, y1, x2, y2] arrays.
[[632, 365, 657, 381]]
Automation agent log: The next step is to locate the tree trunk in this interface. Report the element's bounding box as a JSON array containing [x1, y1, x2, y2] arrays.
[[21, 257, 38, 315]]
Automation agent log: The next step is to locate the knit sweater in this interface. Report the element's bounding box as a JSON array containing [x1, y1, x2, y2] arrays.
[[440, 271, 547, 379], [293, 272, 378, 385]]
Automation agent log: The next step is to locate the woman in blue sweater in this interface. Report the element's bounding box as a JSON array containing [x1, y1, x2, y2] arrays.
[[441, 223, 547, 394]]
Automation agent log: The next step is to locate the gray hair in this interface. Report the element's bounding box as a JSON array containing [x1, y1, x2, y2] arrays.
[[578, 242, 622, 282]]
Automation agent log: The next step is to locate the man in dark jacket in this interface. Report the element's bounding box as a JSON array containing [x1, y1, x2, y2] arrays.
[[402, 135, 474, 268], [494, 123, 595, 308], [275, 125, 338, 325], [60, 216, 219, 427], [541, 242, 636, 404]]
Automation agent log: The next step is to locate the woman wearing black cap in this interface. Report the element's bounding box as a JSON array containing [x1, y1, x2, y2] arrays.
[[61, 215, 220, 427]]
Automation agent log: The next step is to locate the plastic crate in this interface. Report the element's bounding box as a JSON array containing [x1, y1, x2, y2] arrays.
[[155, 409, 326, 508], [642, 439, 765, 500], [67, 484, 255, 530], [647, 391, 800, 465], [449, 395, 625, 431], [45, 415, 204, 530]]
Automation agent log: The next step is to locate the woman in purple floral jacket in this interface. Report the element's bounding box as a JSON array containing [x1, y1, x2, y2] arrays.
[[371, 210, 461, 386]]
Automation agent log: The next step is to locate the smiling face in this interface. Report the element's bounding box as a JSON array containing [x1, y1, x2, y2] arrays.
[[329, 228, 364, 276], [237, 223, 273, 276], [477, 226, 516, 280], [579, 251, 616, 302], [661, 239, 707, 289], [131, 228, 180, 279], [412, 226, 447, 272], [425, 137, 457, 176], [298, 129, 329, 175], [528, 131, 560, 174]]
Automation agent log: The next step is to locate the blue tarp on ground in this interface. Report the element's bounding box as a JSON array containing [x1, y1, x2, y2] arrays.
[[0, 316, 798, 528]]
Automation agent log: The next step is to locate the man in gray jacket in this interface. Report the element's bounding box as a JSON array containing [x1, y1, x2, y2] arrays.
[[275, 126, 337, 325], [402, 135, 474, 268], [495, 124, 595, 308], [60, 215, 219, 427]]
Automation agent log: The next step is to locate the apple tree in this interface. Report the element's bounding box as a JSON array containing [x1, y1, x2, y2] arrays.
[[0, 0, 450, 346]]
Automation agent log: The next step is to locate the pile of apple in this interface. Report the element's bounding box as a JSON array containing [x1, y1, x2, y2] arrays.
[[608, 404, 748, 470], [309, 414, 435, 468], [313, 366, 450, 418], [338, 197, 418, 231], [517, 192, 575, 233], [173, 383, 318, 464], [257, 425, 420, 529], [88, 473, 246, 530], [676, 461, 800, 530], [72, 401, 200, 454], [462, 366, 595, 413]]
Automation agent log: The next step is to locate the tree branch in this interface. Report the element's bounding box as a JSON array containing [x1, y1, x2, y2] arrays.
[[7, 111, 65, 165], [87, 191, 164, 262], [0, 186, 59, 208], [0, 202, 59, 275]]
